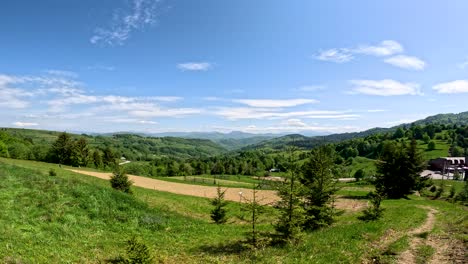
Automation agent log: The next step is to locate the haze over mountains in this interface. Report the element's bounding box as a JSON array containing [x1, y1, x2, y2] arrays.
[[4, 111, 468, 153]]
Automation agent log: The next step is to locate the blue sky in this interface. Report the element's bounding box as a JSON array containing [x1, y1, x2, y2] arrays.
[[1, 0, 468, 134]]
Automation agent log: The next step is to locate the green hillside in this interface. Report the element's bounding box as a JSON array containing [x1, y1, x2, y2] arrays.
[[0, 128, 227, 161]]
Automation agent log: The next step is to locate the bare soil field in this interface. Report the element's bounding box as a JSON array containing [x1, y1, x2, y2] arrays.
[[68, 169, 366, 210]]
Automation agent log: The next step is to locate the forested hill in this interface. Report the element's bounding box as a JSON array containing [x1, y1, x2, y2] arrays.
[[244, 111, 468, 151], [411, 111, 468, 126], [242, 128, 393, 151], [0, 128, 227, 161]]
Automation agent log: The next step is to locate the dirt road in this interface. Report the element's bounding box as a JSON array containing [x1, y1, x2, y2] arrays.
[[68, 169, 278, 205], [68, 169, 365, 210]]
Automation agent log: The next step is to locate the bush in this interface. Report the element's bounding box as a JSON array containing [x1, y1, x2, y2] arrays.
[[427, 141, 436, 151], [111, 236, 154, 264], [49, 168, 57, 176], [210, 185, 228, 224], [358, 192, 385, 221], [455, 181, 468, 203], [110, 167, 133, 194], [353, 169, 365, 182]]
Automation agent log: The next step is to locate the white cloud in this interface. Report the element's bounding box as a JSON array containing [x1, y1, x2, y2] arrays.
[[297, 85, 325, 92], [214, 107, 356, 120], [283, 119, 307, 127], [354, 40, 403, 56], [316, 48, 353, 63], [433, 80, 468, 94], [129, 108, 203, 117], [90, 0, 160, 46], [213, 124, 358, 134], [317, 40, 404, 63], [349, 79, 422, 96], [202, 96, 222, 101], [44, 70, 78, 78], [0, 74, 35, 109], [13, 122, 38, 127], [177, 62, 212, 71], [107, 117, 158, 124], [233, 98, 318, 108], [384, 55, 426, 70], [149, 96, 183, 102], [87, 65, 115, 71], [367, 109, 386, 113]]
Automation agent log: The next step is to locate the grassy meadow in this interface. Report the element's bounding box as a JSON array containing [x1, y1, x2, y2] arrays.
[[0, 157, 466, 263]]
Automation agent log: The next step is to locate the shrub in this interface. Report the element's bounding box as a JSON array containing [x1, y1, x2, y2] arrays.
[[448, 185, 456, 199], [354, 169, 365, 182], [110, 167, 133, 194], [358, 192, 385, 221], [455, 181, 468, 203], [49, 168, 57, 176], [210, 185, 228, 224], [427, 141, 436, 151], [111, 236, 154, 264]]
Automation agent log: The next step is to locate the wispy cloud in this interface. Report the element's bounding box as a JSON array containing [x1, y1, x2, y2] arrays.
[[354, 40, 403, 56], [384, 55, 426, 70], [0, 72, 200, 124], [316, 40, 403, 63], [212, 123, 358, 134], [433, 80, 468, 94], [283, 118, 307, 127], [90, 0, 161, 46], [177, 62, 212, 71], [13, 122, 38, 127], [316, 48, 353, 63], [129, 108, 203, 118], [296, 85, 326, 92], [44, 69, 78, 78], [87, 64, 115, 71], [367, 109, 386, 113], [0, 74, 35, 109], [233, 98, 318, 108], [349, 79, 422, 96], [214, 107, 358, 120]]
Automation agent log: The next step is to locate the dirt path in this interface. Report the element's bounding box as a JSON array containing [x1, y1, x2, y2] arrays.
[[67, 169, 365, 210], [397, 206, 438, 264]]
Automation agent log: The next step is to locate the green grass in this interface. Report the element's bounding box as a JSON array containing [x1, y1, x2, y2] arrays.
[[415, 245, 435, 264], [417, 139, 450, 160], [349, 156, 376, 176], [0, 157, 466, 263]]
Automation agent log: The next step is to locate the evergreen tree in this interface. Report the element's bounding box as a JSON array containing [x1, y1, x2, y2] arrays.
[[375, 139, 426, 198], [102, 146, 116, 167], [300, 145, 340, 230], [72, 137, 90, 167], [92, 150, 103, 169], [110, 166, 133, 194], [273, 147, 305, 244], [244, 185, 264, 248], [51, 132, 73, 165], [210, 185, 228, 224]]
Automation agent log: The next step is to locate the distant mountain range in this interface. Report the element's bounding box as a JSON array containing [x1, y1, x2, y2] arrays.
[[5, 111, 468, 154]]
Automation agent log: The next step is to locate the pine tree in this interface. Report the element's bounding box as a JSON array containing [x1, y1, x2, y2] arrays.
[[51, 132, 73, 165], [273, 146, 305, 244], [301, 145, 340, 230], [375, 139, 427, 198], [110, 166, 133, 194], [210, 185, 228, 224], [243, 185, 264, 248]]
